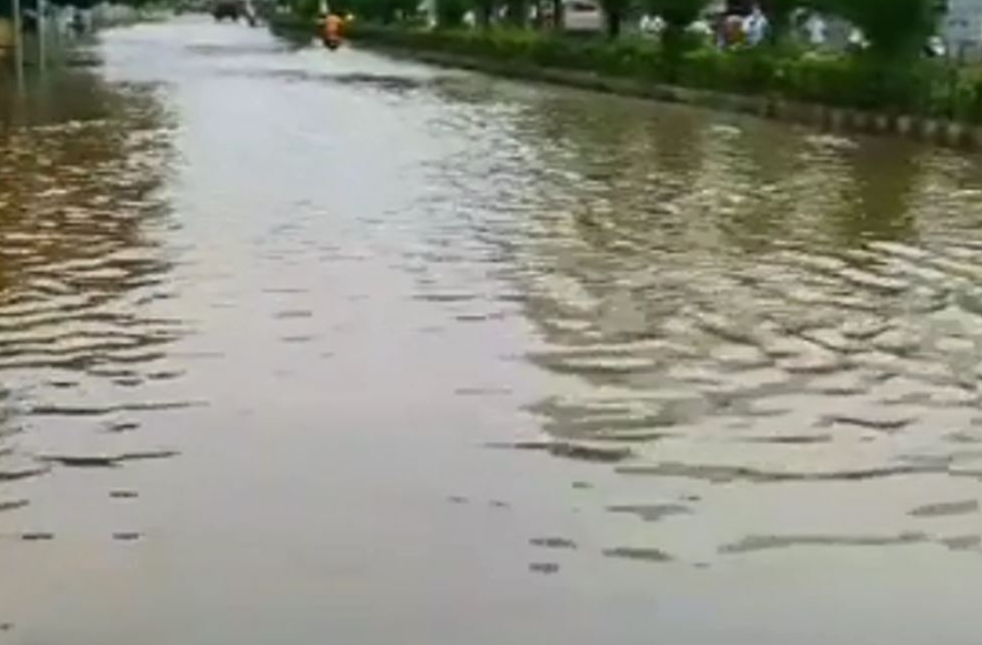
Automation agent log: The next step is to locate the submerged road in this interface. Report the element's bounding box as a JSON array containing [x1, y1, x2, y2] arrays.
[[2, 16, 982, 644]]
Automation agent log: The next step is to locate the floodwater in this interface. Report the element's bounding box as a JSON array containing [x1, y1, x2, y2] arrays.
[[2, 17, 982, 645]]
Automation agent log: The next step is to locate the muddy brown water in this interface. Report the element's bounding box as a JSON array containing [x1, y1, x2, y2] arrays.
[[2, 16, 982, 645]]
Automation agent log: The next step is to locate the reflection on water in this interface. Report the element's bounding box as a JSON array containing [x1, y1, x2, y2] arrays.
[[0, 66, 183, 504], [3, 18, 982, 645], [483, 92, 982, 560], [412, 77, 982, 561]]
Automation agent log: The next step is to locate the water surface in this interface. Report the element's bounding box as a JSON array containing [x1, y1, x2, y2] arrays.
[[2, 17, 982, 645]]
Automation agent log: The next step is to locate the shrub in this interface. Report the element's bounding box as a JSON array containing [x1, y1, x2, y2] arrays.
[[645, 0, 712, 78], [345, 25, 979, 123], [681, 48, 780, 94]]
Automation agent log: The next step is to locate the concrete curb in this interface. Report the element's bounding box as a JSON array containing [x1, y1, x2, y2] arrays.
[[350, 42, 982, 153]]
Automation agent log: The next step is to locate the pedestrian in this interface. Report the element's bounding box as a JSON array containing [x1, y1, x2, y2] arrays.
[[925, 35, 946, 58], [70, 8, 86, 35], [722, 14, 743, 49], [804, 11, 826, 47], [742, 3, 767, 46], [640, 13, 664, 36], [689, 16, 713, 42], [847, 27, 868, 53]]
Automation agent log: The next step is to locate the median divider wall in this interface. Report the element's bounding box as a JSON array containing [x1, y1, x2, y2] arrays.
[[315, 24, 982, 153]]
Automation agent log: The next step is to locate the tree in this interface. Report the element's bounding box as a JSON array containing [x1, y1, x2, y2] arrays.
[[646, 0, 711, 52], [436, 0, 467, 25], [549, 0, 563, 30], [820, 0, 937, 58], [599, 0, 629, 38], [762, 0, 801, 44], [504, 0, 525, 25], [279, 0, 319, 19], [470, 0, 494, 27], [349, 0, 418, 22]]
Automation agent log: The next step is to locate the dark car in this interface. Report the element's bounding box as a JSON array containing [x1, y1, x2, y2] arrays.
[[212, 0, 243, 21]]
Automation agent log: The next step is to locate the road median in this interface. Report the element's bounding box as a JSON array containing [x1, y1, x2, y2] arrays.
[[326, 24, 982, 152]]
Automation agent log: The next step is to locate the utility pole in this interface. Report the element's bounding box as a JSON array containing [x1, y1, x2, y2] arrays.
[[37, 0, 45, 71], [12, 0, 24, 89]]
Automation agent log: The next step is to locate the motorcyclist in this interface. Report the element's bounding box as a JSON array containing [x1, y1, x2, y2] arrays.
[[321, 11, 343, 50]]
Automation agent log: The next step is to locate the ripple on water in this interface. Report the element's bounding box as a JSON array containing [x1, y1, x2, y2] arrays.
[[0, 70, 188, 525], [0, 466, 51, 483], [0, 500, 30, 513], [29, 401, 201, 417], [38, 449, 180, 468], [908, 500, 980, 518], [486, 440, 633, 463], [456, 103, 982, 561], [615, 462, 945, 483], [4, 33, 982, 595], [530, 537, 578, 550], [607, 503, 692, 522], [719, 533, 930, 555], [603, 547, 674, 563]]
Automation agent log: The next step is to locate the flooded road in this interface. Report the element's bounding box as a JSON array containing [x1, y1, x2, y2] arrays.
[[3, 17, 982, 644]]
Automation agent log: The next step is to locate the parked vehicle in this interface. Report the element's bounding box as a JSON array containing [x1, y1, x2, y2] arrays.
[[212, 1, 244, 21], [562, 0, 602, 33]]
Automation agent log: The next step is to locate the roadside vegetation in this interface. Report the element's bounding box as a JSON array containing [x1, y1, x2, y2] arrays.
[[271, 0, 982, 124]]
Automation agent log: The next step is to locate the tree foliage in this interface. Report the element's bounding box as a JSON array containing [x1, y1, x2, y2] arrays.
[[316, 0, 941, 63], [503, 0, 525, 25], [348, 0, 418, 22], [761, 0, 800, 41], [645, 0, 711, 54], [646, 0, 707, 27], [436, 0, 466, 26], [470, 0, 494, 28], [821, 0, 937, 58], [598, 0, 629, 38]]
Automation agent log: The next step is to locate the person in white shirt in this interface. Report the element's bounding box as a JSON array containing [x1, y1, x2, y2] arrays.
[[804, 12, 826, 47], [688, 17, 712, 38], [743, 4, 768, 46], [640, 14, 664, 35], [848, 27, 869, 51]]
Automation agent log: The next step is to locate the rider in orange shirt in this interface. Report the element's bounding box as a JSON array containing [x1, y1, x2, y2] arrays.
[[322, 12, 343, 50]]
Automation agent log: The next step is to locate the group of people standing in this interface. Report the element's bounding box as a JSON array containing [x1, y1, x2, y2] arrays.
[[638, 4, 841, 51], [639, 4, 772, 48], [717, 4, 770, 47]]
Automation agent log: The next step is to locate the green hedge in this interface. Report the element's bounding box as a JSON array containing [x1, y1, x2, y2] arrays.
[[268, 13, 318, 33], [345, 24, 982, 124]]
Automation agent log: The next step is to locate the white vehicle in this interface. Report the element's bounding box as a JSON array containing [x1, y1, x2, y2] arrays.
[[562, 0, 602, 33]]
